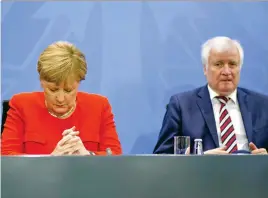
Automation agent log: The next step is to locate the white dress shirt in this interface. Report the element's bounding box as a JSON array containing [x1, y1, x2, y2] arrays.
[[207, 85, 249, 151]]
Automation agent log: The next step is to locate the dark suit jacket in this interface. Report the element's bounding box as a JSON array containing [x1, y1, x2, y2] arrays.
[[153, 85, 268, 154]]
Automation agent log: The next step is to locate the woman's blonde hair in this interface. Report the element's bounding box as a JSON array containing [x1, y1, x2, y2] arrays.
[[37, 41, 87, 85]]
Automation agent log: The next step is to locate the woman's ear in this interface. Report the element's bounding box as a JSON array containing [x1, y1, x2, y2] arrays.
[[40, 80, 45, 88]]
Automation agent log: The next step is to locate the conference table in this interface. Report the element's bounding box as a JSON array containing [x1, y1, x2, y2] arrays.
[[2, 155, 268, 198]]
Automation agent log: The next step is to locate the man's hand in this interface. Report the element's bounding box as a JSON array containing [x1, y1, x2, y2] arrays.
[[204, 146, 229, 155], [249, 142, 267, 155]]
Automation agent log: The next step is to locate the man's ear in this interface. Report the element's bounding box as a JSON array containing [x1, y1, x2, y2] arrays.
[[203, 65, 207, 76]]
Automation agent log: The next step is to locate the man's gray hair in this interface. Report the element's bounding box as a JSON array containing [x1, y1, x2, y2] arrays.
[[201, 36, 244, 68]]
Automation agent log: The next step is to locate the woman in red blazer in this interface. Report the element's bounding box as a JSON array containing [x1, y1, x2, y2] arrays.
[[1, 41, 122, 156]]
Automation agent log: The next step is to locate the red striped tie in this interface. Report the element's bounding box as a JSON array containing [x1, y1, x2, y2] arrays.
[[217, 96, 238, 153]]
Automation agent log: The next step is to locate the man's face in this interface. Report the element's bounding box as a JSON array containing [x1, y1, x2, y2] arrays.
[[204, 46, 241, 96]]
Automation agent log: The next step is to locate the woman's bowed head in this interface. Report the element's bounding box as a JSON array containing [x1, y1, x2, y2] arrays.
[[1, 41, 122, 156]]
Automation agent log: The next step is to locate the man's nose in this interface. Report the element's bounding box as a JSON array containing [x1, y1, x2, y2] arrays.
[[222, 65, 231, 75]]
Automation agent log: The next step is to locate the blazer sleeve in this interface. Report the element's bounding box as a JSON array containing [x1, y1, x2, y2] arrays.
[[94, 97, 122, 155], [1, 95, 25, 155], [153, 95, 182, 154]]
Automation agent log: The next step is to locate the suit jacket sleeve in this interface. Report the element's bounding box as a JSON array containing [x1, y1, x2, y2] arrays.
[[1, 95, 25, 155], [94, 97, 123, 155], [153, 95, 182, 154]]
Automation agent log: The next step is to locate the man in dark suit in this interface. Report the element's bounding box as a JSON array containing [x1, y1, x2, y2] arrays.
[[153, 36, 268, 155]]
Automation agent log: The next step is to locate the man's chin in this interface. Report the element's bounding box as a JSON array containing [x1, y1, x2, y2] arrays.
[[218, 87, 235, 95]]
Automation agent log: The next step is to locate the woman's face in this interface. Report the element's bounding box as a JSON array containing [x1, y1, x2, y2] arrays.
[[41, 80, 79, 116]]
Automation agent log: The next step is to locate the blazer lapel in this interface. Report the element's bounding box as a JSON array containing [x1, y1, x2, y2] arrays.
[[237, 89, 253, 143], [196, 86, 219, 147]]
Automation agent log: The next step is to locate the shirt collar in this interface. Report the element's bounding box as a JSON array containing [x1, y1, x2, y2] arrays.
[[207, 84, 237, 104]]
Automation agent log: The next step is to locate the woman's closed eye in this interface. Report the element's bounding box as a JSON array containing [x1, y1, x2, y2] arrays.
[[64, 88, 74, 93], [49, 88, 58, 92]]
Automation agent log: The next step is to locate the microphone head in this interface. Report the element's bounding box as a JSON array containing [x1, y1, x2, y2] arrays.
[[106, 148, 112, 156]]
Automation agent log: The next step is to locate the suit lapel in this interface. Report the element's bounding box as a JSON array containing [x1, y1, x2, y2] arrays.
[[196, 86, 219, 147], [237, 89, 253, 143]]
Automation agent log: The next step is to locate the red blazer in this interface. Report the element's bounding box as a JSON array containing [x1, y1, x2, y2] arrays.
[[1, 92, 122, 155]]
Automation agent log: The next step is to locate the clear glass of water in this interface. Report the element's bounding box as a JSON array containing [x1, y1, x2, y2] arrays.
[[174, 136, 190, 155]]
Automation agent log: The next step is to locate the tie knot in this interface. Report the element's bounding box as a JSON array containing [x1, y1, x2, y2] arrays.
[[216, 96, 229, 104]]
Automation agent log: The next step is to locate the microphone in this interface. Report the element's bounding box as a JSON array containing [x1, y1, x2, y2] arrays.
[[106, 148, 112, 156]]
